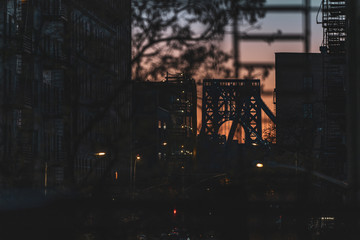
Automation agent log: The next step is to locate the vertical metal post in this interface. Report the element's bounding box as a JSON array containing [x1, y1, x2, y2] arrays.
[[347, 0, 360, 206], [303, 0, 311, 53], [130, 82, 134, 198], [232, 1, 240, 78], [44, 162, 48, 196], [133, 157, 137, 199], [130, 156, 134, 199]]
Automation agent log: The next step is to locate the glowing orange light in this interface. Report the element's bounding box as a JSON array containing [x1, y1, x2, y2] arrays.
[[115, 171, 118, 180], [173, 209, 177, 215], [95, 152, 106, 156], [256, 163, 264, 168]]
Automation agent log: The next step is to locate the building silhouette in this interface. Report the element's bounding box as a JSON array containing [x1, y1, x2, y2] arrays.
[[275, 51, 346, 180], [275, 0, 347, 182], [275, 53, 324, 167], [132, 73, 197, 189], [0, 0, 131, 195]]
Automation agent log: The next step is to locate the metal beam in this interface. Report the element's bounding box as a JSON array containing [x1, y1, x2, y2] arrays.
[[239, 33, 305, 41], [226, 119, 239, 145], [259, 98, 276, 124], [237, 5, 319, 12], [241, 62, 275, 69]]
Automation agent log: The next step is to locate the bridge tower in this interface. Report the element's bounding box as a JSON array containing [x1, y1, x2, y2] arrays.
[[201, 79, 275, 146]]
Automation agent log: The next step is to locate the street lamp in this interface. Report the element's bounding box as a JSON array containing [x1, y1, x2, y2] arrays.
[[95, 152, 106, 156], [256, 162, 264, 168], [132, 154, 141, 199]]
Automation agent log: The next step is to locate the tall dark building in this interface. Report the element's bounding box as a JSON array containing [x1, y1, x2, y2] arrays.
[[275, 53, 323, 149], [275, 52, 346, 180], [0, 0, 131, 195], [132, 74, 197, 189]]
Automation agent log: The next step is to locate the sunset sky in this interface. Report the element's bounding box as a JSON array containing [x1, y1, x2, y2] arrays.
[[199, 0, 323, 138], [224, 0, 323, 109]]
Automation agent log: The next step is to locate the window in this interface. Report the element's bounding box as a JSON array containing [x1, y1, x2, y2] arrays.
[[14, 109, 22, 127], [33, 130, 38, 155], [16, 55, 22, 74], [303, 76, 313, 90], [303, 103, 313, 119], [55, 167, 64, 184], [43, 70, 52, 85]]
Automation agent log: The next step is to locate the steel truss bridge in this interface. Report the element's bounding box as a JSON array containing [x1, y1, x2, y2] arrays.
[[201, 79, 275, 146]]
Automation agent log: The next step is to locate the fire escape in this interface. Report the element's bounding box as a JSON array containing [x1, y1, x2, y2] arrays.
[[322, 0, 346, 54], [321, 0, 347, 177], [37, 0, 67, 185]]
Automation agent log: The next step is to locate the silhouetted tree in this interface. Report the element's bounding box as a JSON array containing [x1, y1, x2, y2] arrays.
[[131, 0, 266, 81]]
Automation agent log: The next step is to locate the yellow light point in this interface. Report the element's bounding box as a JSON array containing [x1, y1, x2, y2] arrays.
[[115, 171, 118, 180], [136, 155, 141, 160], [256, 163, 264, 168], [95, 152, 106, 156], [162, 142, 167, 146]]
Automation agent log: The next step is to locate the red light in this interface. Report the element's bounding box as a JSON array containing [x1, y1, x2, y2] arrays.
[[173, 209, 177, 215]]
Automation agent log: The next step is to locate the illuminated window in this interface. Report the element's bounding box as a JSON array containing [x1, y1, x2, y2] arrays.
[[158, 120, 162, 128]]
